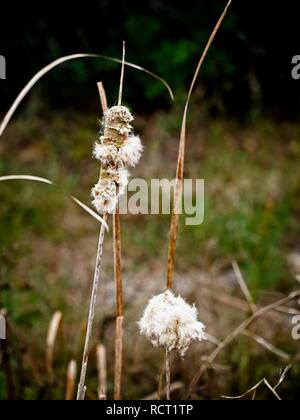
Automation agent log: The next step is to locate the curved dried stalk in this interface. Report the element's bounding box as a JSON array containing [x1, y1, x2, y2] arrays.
[[207, 291, 300, 364], [241, 331, 291, 361], [76, 82, 109, 401], [187, 290, 300, 398], [46, 311, 63, 382], [66, 360, 77, 401], [96, 344, 107, 400], [166, 0, 232, 290], [118, 42, 126, 107], [77, 214, 108, 400], [0, 53, 173, 137], [222, 366, 291, 400], [163, 0, 232, 400], [232, 261, 257, 313]]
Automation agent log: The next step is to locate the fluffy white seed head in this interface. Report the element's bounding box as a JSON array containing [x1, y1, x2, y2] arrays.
[[91, 105, 142, 214], [119, 136, 143, 167], [138, 290, 206, 357], [91, 179, 118, 214]]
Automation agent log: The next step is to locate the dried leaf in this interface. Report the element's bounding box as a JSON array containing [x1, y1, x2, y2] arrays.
[[0, 53, 173, 136], [46, 311, 63, 381], [166, 0, 232, 289]]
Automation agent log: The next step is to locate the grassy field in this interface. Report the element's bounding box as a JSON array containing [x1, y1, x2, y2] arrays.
[[1, 106, 300, 399]]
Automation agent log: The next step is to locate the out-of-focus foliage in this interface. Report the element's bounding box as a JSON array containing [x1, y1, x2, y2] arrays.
[[1, 0, 300, 118]]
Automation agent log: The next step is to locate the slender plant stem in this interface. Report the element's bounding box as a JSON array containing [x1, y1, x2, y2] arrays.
[[77, 83, 109, 401], [114, 205, 123, 318], [113, 203, 124, 400], [118, 42, 126, 106], [114, 315, 124, 400], [77, 215, 108, 400], [113, 43, 126, 400], [166, 350, 171, 400], [166, 0, 232, 290], [157, 349, 166, 400], [162, 0, 232, 400]]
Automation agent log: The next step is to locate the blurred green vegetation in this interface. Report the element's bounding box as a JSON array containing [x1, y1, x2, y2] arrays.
[[1, 108, 300, 399]]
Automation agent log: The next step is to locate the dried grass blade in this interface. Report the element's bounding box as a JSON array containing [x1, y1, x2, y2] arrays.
[[96, 344, 107, 400], [97, 82, 108, 114], [46, 311, 63, 382], [66, 360, 77, 401], [232, 261, 257, 313], [77, 81, 109, 400], [166, 0, 232, 289], [274, 365, 292, 390], [241, 330, 291, 361], [77, 215, 108, 400], [187, 290, 300, 398], [118, 42, 126, 106], [0, 175, 108, 230], [223, 372, 286, 401], [0, 54, 173, 136]]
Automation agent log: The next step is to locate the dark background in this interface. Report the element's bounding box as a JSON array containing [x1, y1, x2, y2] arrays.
[[1, 0, 300, 119]]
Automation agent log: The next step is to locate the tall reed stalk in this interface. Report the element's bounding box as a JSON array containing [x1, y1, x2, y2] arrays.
[[77, 43, 128, 400], [76, 212, 108, 400], [76, 81, 109, 399], [113, 42, 126, 401], [163, 0, 232, 399]]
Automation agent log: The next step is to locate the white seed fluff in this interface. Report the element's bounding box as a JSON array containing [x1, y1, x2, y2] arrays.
[[93, 143, 119, 165], [119, 135, 143, 167], [117, 167, 130, 194], [138, 290, 206, 357]]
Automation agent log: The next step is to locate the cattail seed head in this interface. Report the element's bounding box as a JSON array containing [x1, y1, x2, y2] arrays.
[[138, 290, 206, 357], [92, 105, 143, 214]]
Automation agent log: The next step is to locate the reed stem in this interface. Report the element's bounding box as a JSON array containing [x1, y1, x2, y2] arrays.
[[166, 350, 171, 400], [113, 43, 126, 400], [76, 213, 108, 400]]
